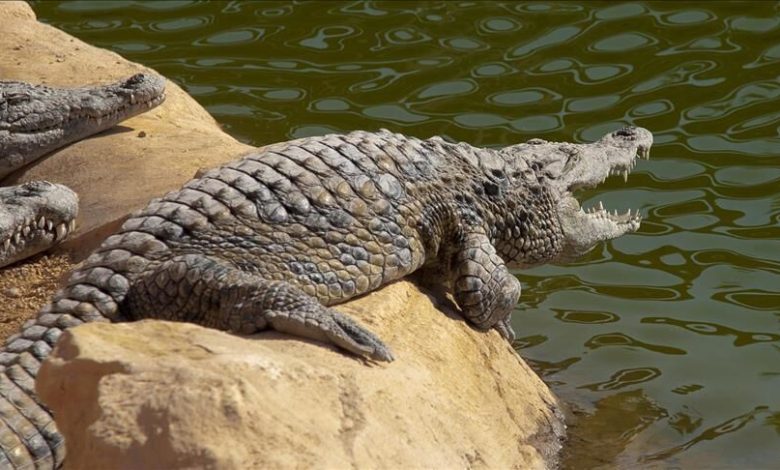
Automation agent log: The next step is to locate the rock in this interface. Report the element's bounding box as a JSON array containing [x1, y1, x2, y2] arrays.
[[1, 287, 21, 298], [38, 281, 564, 469]]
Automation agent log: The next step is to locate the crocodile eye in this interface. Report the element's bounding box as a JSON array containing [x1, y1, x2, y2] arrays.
[[6, 92, 30, 105], [562, 147, 581, 171]]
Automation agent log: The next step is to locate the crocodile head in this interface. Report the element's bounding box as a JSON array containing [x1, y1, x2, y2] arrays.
[[499, 126, 653, 267], [0, 73, 166, 179], [0, 181, 78, 268]]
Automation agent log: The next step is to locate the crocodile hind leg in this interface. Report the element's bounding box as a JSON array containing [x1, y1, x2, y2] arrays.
[[123, 254, 394, 362], [451, 231, 521, 342]]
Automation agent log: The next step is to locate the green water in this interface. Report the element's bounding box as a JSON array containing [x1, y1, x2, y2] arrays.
[[29, 1, 780, 467]]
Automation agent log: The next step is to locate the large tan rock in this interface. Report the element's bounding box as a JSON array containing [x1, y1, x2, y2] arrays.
[[38, 281, 564, 469]]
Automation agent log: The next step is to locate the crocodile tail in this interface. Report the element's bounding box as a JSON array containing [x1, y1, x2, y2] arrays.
[[0, 260, 131, 469]]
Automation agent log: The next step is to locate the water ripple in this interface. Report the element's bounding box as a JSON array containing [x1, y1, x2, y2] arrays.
[[528, 58, 634, 85], [642, 317, 780, 346], [505, 26, 584, 59], [581, 368, 663, 391]]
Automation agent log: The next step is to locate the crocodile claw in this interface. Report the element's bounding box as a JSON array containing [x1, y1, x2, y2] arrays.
[[494, 317, 516, 343], [264, 308, 394, 362], [330, 311, 395, 362]]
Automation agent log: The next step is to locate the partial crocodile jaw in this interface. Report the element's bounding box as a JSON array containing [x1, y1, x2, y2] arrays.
[[14, 93, 166, 134], [1, 218, 75, 252], [584, 201, 642, 229], [575, 144, 649, 229]]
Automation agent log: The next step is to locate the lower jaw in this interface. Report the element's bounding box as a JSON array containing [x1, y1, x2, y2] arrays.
[[0, 229, 68, 268], [0, 243, 54, 268]]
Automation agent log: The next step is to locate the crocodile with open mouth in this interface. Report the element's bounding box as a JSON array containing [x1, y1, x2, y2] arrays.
[[0, 125, 651, 467], [0, 73, 166, 268]]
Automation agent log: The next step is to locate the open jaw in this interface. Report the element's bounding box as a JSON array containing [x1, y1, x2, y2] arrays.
[[0, 182, 78, 268], [555, 126, 653, 260]]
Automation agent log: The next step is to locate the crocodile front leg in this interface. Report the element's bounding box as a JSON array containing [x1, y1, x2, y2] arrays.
[[124, 254, 394, 362], [451, 231, 521, 341]]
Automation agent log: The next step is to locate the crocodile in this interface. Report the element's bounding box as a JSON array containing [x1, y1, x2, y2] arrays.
[[0, 126, 652, 468], [0, 73, 166, 268]]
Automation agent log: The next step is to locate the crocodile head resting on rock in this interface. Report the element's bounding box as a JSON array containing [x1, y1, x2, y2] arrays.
[[0, 73, 165, 268], [497, 126, 652, 268], [0, 181, 78, 267], [0, 73, 166, 179]]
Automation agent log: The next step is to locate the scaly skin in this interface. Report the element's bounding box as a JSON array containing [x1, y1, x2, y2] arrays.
[[0, 74, 166, 268], [0, 126, 652, 468]]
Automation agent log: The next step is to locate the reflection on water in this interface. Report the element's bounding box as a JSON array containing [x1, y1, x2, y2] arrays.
[[31, 1, 780, 467], [562, 390, 667, 468]]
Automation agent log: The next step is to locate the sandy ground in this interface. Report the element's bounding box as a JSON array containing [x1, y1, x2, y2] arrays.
[[0, 255, 73, 340]]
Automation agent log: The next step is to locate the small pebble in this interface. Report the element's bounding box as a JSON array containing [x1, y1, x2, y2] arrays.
[[2, 287, 22, 298]]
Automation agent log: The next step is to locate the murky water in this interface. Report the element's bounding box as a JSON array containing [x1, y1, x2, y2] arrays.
[[29, 1, 780, 467]]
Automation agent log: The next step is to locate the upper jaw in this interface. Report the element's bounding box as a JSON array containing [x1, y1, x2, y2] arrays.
[[2, 72, 166, 134], [65, 73, 167, 129], [561, 126, 653, 194]]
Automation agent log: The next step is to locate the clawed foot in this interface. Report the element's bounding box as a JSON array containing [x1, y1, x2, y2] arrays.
[[494, 317, 516, 343], [265, 308, 395, 362], [329, 311, 395, 362]]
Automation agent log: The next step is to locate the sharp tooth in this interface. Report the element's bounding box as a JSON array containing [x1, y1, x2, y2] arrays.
[[13, 233, 21, 244], [69, 220, 77, 232], [3, 239, 9, 250], [623, 170, 628, 182], [598, 201, 604, 211], [22, 226, 30, 237], [56, 223, 67, 240], [38, 217, 45, 229], [47, 221, 54, 231], [130, 93, 136, 105]]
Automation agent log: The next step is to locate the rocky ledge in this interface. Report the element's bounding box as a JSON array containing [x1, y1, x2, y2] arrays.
[[38, 282, 564, 469], [3, 2, 564, 468]]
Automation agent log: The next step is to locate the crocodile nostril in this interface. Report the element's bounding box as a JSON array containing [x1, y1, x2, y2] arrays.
[[22, 181, 53, 191], [614, 126, 637, 138], [123, 74, 147, 88]]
